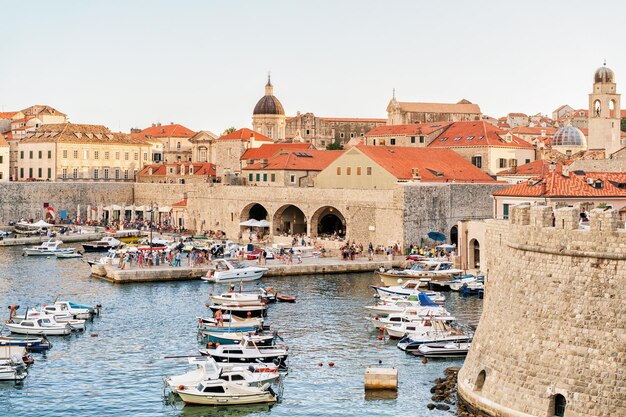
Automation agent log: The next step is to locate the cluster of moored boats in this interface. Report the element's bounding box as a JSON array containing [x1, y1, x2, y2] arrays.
[[164, 286, 293, 406], [0, 301, 101, 381], [367, 279, 474, 357]]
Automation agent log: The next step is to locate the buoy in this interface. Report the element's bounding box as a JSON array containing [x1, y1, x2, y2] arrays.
[[377, 334, 383, 340], [90, 333, 98, 337], [317, 362, 323, 367], [178, 385, 185, 391], [205, 303, 210, 308], [422, 357, 428, 364], [328, 362, 335, 367]]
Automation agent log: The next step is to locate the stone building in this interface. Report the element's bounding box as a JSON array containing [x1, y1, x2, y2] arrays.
[[363, 123, 451, 147], [137, 123, 196, 163], [20, 105, 67, 125], [427, 121, 535, 175], [18, 123, 149, 182], [505, 112, 529, 128], [137, 162, 216, 184], [587, 64, 622, 156], [210, 128, 273, 181], [387, 95, 481, 125], [243, 149, 343, 187], [285, 113, 386, 148], [458, 204, 625, 417], [0, 134, 9, 182], [188, 130, 218, 163], [240, 143, 314, 167], [252, 76, 286, 141]]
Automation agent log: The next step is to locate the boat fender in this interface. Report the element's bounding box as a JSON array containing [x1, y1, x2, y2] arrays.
[[205, 303, 210, 308], [317, 362, 323, 367], [377, 334, 383, 340], [178, 385, 185, 391], [198, 318, 203, 324], [421, 357, 428, 364], [328, 362, 335, 367]]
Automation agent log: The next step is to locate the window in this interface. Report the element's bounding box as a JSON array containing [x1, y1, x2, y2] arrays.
[[0, 156, 2, 163], [346, 167, 351, 175], [248, 173, 253, 182], [509, 159, 518, 168], [476, 136, 484, 140], [37, 168, 42, 178], [202, 386, 225, 394], [72, 168, 78, 179], [270, 173, 275, 182], [104, 168, 109, 179], [263, 173, 267, 182], [453, 136, 462, 141], [63, 150, 68, 159], [143, 153, 148, 161], [336, 167, 341, 175], [290, 175, 296, 183], [503, 203, 510, 220], [104, 152, 109, 160], [73, 150, 78, 159], [134, 153, 138, 160], [125, 152, 129, 161], [0, 172, 2, 179], [411, 136, 416, 144], [116, 152, 120, 160], [84, 150, 89, 160], [340, 132, 345, 139], [115, 169, 120, 180], [176, 142, 181, 149], [124, 170, 129, 180], [38, 150, 42, 159], [93, 169, 99, 179], [466, 136, 475, 141], [306, 129, 310, 135], [525, 159, 531, 164], [47, 168, 51, 179], [475, 370, 486, 391], [389, 138, 396, 145], [372, 139, 376, 146], [94, 151, 99, 160], [20, 168, 24, 178], [28, 168, 33, 178], [350, 133, 354, 138], [366, 167, 372, 175], [440, 137, 448, 142], [29, 151, 33, 159], [62, 168, 67, 179], [255, 173, 260, 182], [20, 151, 24, 159], [471, 156, 482, 168], [419, 136, 425, 144], [553, 394, 566, 417], [498, 158, 507, 168], [48, 150, 51, 158], [356, 167, 362, 175]]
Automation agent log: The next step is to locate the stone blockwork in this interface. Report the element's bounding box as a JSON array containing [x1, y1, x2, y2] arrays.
[[0, 182, 134, 222], [458, 205, 626, 417]]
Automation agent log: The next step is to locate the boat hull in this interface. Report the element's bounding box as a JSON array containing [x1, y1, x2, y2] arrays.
[[201, 332, 274, 346], [23, 249, 75, 257], [397, 336, 472, 352], [0, 337, 52, 352], [5, 324, 71, 336], [209, 305, 267, 318], [178, 390, 276, 406]]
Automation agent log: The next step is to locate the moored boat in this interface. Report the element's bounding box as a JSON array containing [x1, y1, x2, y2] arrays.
[[5, 318, 72, 336], [177, 379, 278, 406], [199, 335, 288, 367], [82, 236, 123, 252], [23, 240, 75, 257], [202, 259, 268, 283], [412, 341, 471, 358], [208, 303, 267, 319], [0, 335, 52, 352]]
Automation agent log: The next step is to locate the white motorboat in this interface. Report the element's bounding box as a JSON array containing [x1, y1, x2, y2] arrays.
[[384, 315, 458, 339], [13, 307, 85, 331], [412, 341, 471, 358], [397, 319, 473, 351], [5, 318, 71, 336], [371, 280, 446, 303], [202, 259, 268, 283], [23, 239, 75, 256], [46, 301, 94, 320], [82, 236, 123, 252], [165, 357, 280, 393], [378, 260, 464, 286], [0, 352, 28, 381], [198, 315, 264, 332], [177, 379, 277, 406], [199, 335, 288, 367], [365, 292, 444, 316], [209, 292, 264, 307], [368, 306, 451, 330], [448, 275, 480, 291], [55, 252, 83, 259]]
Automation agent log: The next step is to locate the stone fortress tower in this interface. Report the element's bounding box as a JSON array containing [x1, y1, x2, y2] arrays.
[[587, 63, 622, 156], [252, 74, 286, 141], [458, 205, 625, 417]]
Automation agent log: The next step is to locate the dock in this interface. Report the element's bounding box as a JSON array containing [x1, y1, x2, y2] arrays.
[[0, 232, 105, 247], [90, 256, 404, 283]]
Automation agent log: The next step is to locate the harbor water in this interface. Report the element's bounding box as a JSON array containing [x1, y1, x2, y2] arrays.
[[0, 246, 483, 416]]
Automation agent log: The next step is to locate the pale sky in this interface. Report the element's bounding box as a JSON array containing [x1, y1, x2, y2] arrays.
[[1, 0, 624, 134]]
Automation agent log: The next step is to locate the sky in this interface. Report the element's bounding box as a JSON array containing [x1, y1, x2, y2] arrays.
[[1, 0, 624, 134]]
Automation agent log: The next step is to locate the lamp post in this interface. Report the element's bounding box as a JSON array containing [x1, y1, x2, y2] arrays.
[[149, 202, 158, 249]]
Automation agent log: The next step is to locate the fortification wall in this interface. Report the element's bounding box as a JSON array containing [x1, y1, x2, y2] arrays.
[[0, 182, 134, 223], [458, 205, 626, 417]]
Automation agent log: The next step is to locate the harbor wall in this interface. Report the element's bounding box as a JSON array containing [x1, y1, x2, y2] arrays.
[[458, 205, 626, 417]]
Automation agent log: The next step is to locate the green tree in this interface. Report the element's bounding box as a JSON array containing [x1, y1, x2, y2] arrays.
[[326, 141, 344, 150], [222, 126, 237, 135], [620, 117, 626, 133]]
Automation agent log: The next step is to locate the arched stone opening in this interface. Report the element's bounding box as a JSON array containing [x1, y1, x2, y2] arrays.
[[593, 99, 601, 117], [450, 225, 458, 247], [552, 394, 567, 417], [273, 204, 307, 236], [469, 238, 480, 269], [310, 206, 346, 239], [240, 203, 268, 222], [474, 370, 486, 391], [609, 99, 617, 117]]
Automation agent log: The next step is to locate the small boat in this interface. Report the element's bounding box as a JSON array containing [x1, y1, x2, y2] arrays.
[[81, 236, 123, 252], [23, 239, 75, 256], [0, 351, 28, 381], [45, 301, 99, 319], [371, 280, 446, 304], [0, 335, 52, 352], [198, 315, 264, 333], [201, 332, 275, 346], [199, 335, 288, 367], [202, 259, 268, 283], [5, 318, 72, 336], [459, 281, 485, 296], [397, 320, 473, 352], [209, 292, 264, 307], [276, 295, 296, 303], [208, 303, 267, 319], [412, 341, 471, 358], [177, 379, 278, 406], [12, 307, 85, 331], [368, 305, 452, 331], [165, 356, 280, 393], [55, 252, 83, 259]]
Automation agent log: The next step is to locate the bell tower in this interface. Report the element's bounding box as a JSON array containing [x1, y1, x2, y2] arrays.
[[588, 63, 622, 156]]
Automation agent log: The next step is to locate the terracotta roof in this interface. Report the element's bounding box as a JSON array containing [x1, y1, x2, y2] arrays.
[[493, 171, 626, 198], [397, 101, 481, 114], [138, 162, 216, 176], [497, 159, 564, 176], [140, 123, 195, 138], [317, 117, 386, 123], [510, 126, 558, 136], [240, 143, 313, 161], [0, 134, 8, 147], [508, 113, 528, 118], [21, 105, 66, 117], [172, 199, 188, 207], [0, 112, 19, 119], [365, 122, 452, 137], [20, 123, 145, 145], [244, 150, 343, 171], [428, 121, 533, 149], [217, 128, 272, 142], [355, 145, 496, 182]]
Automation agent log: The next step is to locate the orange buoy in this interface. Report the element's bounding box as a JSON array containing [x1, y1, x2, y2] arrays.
[[377, 334, 383, 340], [205, 303, 210, 308], [90, 333, 98, 337], [421, 357, 428, 364], [317, 362, 323, 367], [178, 385, 185, 391], [328, 362, 335, 367]]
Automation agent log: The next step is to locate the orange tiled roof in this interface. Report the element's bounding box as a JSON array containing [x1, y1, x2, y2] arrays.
[[493, 171, 626, 198], [244, 150, 343, 171], [0, 133, 8, 147], [140, 123, 195, 138], [397, 101, 481, 114], [365, 122, 452, 137], [138, 162, 216, 176], [428, 121, 533, 149], [217, 128, 272, 142], [172, 199, 188, 207], [21, 123, 145, 145], [240, 143, 313, 161], [356, 145, 496, 183], [508, 113, 528, 118], [496, 159, 564, 176], [510, 126, 558, 136], [317, 117, 386, 123], [0, 112, 19, 119]]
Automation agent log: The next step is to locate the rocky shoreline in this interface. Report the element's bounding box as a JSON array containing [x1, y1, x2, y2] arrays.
[[427, 366, 478, 416]]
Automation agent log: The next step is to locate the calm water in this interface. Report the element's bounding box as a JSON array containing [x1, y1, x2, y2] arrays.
[[0, 246, 482, 416]]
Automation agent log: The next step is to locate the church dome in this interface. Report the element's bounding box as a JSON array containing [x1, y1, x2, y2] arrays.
[[552, 126, 585, 147], [253, 77, 285, 116], [594, 65, 615, 83]]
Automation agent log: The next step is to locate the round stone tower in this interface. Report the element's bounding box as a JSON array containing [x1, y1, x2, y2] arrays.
[[458, 205, 626, 417]]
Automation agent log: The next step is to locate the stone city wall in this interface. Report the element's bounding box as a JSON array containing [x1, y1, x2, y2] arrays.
[[0, 182, 134, 223], [458, 205, 626, 417]]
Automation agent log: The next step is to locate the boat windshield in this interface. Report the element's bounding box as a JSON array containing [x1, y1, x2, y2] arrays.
[[439, 263, 452, 271], [231, 263, 247, 269]]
